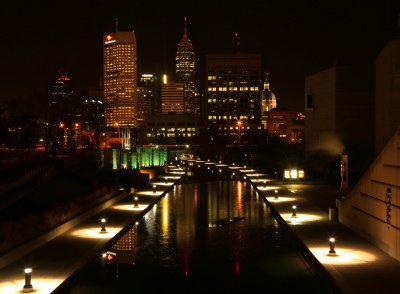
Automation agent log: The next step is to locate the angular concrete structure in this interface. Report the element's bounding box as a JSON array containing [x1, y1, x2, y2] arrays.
[[337, 128, 400, 261]]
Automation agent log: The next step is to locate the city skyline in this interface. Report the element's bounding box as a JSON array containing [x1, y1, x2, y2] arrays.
[[0, 1, 400, 112]]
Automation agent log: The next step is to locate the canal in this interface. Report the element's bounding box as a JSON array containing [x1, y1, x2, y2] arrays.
[[55, 179, 338, 293]]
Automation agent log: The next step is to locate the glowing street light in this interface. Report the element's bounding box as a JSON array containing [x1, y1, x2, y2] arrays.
[[329, 237, 336, 255], [100, 218, 107, 233], [115, 122, 121, 148], [237, 120, 242, 145], [153, 184, 157, 193], [23, 268, 33, 292], [274, 189, 279, 200], [291, 205, 297, 218], [133, 196, 139, 208]]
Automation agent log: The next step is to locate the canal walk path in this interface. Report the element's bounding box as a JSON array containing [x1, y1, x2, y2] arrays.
[[0, 168, 183, 294], [194, 161, 400, 293], [251, 180, 400, 294], [1, 161, 400, 293]]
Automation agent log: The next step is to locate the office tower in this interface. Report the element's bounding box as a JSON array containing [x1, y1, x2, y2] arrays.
[[205, 53, 262, 141], [81, 87, 105, 149], [176, 17, 196, 114], [48, 74, 76, 126], [161, 74, 185, 114], [138, 73, 160, 117], [103, 30, 137, 128]]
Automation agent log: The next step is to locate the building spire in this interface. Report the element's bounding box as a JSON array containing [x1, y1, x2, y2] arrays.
[[184, 16, 187, 37], [233, 32, 240, 53]]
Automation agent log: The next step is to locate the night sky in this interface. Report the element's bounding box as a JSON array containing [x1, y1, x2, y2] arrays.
[[1, 0, 399, 112]]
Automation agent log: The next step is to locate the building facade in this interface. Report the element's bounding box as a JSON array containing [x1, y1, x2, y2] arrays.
[[375, 39, 400, 154], [48, 74, 75, 127], [176, 17, 196, 114], [103, 31, 137, 128], [138, 73, 160, 117], [205, 54, 263, 142], [267, 108, 304, 142], [305, 65, 375, 184], [140, 113, 205, 145], [260, 72, 277, 129], [161, 75, 185, 114]]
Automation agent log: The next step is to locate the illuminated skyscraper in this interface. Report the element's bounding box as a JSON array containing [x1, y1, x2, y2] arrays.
[[176, 17, 196, 114], [103, 30, 137, 128]]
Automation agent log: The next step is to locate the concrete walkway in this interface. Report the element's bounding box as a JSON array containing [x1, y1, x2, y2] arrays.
[[0, 168, 183, 294], [248, 177, 400, 294], [1, 162, 400, 294]]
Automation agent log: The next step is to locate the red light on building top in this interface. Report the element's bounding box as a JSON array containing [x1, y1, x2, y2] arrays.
[[107, 35, 112, 41]]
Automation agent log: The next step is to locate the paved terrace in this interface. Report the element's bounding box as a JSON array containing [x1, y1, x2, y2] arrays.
[[0, 166, 184, 294], [239, 165, 400, 294], [1, 160, 400, 293]]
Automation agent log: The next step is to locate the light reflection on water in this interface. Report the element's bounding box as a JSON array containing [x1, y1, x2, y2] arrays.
[[59, 181, 337, 293]]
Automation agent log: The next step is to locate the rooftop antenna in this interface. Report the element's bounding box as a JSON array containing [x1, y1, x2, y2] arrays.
[[233, 32, 240, 53], [184, 16, 187, 36], [116, 18, 119, 33]]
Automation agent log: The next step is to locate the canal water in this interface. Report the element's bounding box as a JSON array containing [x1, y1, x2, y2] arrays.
[[55, 180, 338, 293]]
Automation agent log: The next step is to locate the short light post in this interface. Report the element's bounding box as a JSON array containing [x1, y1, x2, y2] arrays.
[[100, 218, 107, 233], [274, 189, 278, 200], [153, 184, 157, 193], [23, 268, 33, 292], [291, 205, 297, 218], [329, 237, 336, 255], [133, 196, 139, 208], [237, 120, 242, 145]]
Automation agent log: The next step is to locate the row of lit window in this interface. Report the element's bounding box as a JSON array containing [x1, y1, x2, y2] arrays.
[[146, 127, 197, 132], [104, 65, 135, 70], [146, 133, 196, 138], [207, 115, 255, 120], [207, 87, 259, 92], [104, 55, 136, 59]]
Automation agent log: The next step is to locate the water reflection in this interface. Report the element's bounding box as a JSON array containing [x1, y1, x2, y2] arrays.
[[59, 180, 337, 293], [108, 222, 138, 265]]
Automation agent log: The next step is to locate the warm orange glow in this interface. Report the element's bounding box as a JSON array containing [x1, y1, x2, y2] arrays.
[[310, 247, 377, 265], [136, 190, 164, 196], [256, 186, 280, 191], [280, 212, 324, 224], [0, 277, 64, 294], [106, 35, 112, 41], [265, 196, 297, 203], [112, 204, 147, 211], [70, 226, 122, 239]]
